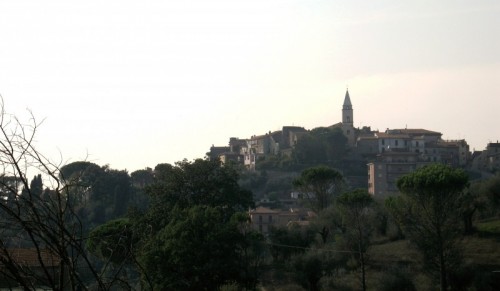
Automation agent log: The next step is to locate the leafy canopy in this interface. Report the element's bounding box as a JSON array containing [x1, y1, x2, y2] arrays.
[[293, 165, 344, 212]]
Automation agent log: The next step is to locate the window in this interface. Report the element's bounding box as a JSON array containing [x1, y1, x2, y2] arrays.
[[259, 215, 262, 223], [269, 215, 273, 223], [382, 139, 385, 145], [395, 140, 399, 146]]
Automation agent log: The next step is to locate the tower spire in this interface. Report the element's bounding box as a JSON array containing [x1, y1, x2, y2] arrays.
[[343, 89, 352, 109]]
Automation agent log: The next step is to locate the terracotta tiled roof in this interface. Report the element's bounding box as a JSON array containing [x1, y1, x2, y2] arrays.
[[389, 128, 442, 136], [0, 248, 60, 268]]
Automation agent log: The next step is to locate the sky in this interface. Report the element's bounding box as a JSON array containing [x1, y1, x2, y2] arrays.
[[0, 0, 499, 172]]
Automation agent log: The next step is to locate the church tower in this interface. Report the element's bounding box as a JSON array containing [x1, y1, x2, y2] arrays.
[[341, 89, 356, 146]]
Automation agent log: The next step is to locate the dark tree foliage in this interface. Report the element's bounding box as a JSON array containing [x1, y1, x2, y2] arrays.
[[232, 212, 268, 290], [128, 168, 153, 211], [384, 196, 406, 240], [310, 127, 348, 163], [127, 159, 258, 289], [140, 205, 245, 291], [310, 204, 345, 244], [60, 162, 134, 228], [337, 189, 374, 291], [146, 159, 254, 217], [292, 250, 336, 291], [293, 127, 347, 166], [396, 164, 469, 291], [30, 174, 43, 197], [130, 168, 154, 188], [268, 225, 316, 264], [293, 165, 344, 212], [470, 173, 500, 217], [294, 134, 326, 165], [87, 218, 136, 264]]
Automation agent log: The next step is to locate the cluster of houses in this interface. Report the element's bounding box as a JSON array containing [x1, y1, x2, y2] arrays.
[[208, 90, 499, 233], [208, 126, 308, 171]]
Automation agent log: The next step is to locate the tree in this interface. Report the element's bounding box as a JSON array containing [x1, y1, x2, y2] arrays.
[[396, 164, 469, 291], [292, 165, 344, 212], [139, 205, 247, 290], [293, 133, 326, 165], [231, 212, 268, 290], [292, 127, 348, 167], [128, 168, 153, 211], [469, 173, 500, 217], [311, 127, 348, 164], [268, 224, 316, 264], [87, 218, 136, 264], [384, 196, 406, 240], [130, 168, 154, 188], [86, 217, 149, 289], [146, 159, 254, 216], [0, 100, 131, 290], [60, 162, 134, 228], [337, 189, 374, 291], [129, 159, 256, 289]]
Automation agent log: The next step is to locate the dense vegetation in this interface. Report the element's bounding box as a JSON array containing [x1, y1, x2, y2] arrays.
[[80, 162, 500, 290]]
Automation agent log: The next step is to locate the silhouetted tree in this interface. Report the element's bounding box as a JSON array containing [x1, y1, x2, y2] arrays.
[[396, 164, 469, 291], [337, 189, 374, 291]]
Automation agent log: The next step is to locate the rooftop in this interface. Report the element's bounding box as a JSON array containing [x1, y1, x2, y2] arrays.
[[388, 128, 442, 136], [0, 248, 60, 268]]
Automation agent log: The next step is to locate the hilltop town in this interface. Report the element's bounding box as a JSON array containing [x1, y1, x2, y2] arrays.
[[209, 90, 500, 197]]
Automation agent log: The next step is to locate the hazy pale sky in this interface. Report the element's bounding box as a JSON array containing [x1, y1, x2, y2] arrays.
[[1, 0, 499, 172]]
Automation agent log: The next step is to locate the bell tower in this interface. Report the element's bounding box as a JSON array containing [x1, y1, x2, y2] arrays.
[[341, 89, 355, 146], [342, 89, 353, 126]]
